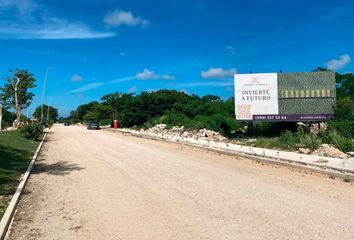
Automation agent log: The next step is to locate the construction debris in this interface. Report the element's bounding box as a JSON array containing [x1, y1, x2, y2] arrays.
[[142, 124, 227, 142], [299, 148, 311, 154], [314, 144, 348, 159], [137, 124, 350, 159]]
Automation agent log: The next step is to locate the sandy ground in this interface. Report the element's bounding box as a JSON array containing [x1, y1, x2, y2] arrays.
[[6, 125, 354, 240]]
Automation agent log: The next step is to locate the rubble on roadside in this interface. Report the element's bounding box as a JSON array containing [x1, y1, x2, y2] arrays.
[[314, 144, 348, 159], [134, 124, 350, 159], [141, 124, 227, 142], [297, 145, 348, 159], [299, 148, 311, 154]]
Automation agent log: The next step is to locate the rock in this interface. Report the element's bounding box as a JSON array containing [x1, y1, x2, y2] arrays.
[[146, 124, 167, 134], [170, 126, 185, 132], [299, 148, 311, 154], [169, 126, 185, 136], [182, 131, 190, 137], [316, 144, 348, 159]]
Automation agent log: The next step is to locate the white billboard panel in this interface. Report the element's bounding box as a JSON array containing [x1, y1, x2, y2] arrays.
[[234, 73, 279, 120]]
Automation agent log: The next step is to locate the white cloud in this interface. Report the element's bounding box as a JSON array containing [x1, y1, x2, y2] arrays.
[[110, 76, 135, 83], [136, 69, 175, 80], [0, 1, 115, 39], [71, 74, 83, 82], [127, 85, 138, 93], [225, 45, 235, 55], [104, 10, 149, 28], [110, 69, 175, 84], [34, 20, 116, 39], [201, 67, 237, 79], [0, 19, 116, 39], [70, 82, 103, 93], [326, 54, 351, 70]]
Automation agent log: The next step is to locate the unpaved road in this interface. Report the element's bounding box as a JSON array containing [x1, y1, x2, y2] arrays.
[[7, 125, 354, 240]]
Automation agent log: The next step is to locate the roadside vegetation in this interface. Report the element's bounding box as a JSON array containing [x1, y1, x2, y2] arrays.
[[0, 130, 43, 218], [0, 69, 36, 128], [65, 68, 353, 153], [0, 68, 48, 219]]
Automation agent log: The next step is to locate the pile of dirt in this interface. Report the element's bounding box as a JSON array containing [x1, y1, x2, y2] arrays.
[[314, 144, 348, 159], [142, 124, 227, 142]]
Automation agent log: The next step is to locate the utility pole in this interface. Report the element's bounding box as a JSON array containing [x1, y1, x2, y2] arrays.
[[47, 97, 53, 122], [41, 67, 54, 122]]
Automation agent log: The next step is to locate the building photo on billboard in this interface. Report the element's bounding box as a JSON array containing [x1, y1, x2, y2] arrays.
[[234, 71, 336, 121]]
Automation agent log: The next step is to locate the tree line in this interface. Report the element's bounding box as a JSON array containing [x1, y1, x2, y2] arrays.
[[66, 90, 242, 137], [0, 69, 58, 130]]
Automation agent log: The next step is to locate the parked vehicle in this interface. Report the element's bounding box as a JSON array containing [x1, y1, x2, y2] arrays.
[[87, 121, 100, 130], [64, 122, 70, 126]]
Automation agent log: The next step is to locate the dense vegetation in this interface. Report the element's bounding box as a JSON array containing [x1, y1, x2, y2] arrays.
[[0, 68, 47, 218], [33, 104, 59, 122], [65, 69, 354, 152]]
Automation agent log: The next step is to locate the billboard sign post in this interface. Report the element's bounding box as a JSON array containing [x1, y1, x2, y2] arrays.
[[234, 72, 336, 122]]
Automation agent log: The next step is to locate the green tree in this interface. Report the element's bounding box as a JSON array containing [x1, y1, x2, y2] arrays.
[[0, 69, 36, 127], [335, 72, 354, 100], [33, 104, 59, 122], [101, 92, 123, 119]]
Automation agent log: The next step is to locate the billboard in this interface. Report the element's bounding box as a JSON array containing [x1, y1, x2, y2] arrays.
[[234, 72, 336, 121]]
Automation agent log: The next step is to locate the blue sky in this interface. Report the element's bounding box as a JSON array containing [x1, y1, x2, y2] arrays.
[[0, 0, 353, 116]]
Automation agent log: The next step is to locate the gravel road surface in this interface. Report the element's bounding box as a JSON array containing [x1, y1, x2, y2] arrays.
[[6, 125, 354, 240]]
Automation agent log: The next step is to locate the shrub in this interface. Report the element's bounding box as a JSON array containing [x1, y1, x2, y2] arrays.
[[41, 119, 53, 129], [327, 120, 354, 138], [299, 134, 321, 151], [320, 130, 354, 152], [20, 123, 43, 141], [279, 130, 296, 149]]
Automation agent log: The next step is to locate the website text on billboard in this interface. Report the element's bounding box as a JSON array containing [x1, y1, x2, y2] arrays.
[[234, 72, 336, 121]]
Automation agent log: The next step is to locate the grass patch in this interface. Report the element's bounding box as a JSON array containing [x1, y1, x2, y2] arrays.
[[240, 127, 323, 152], [0, 131, 42, 218]]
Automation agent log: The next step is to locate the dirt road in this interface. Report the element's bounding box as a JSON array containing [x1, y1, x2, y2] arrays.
[[7, 125, 354, 240]]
